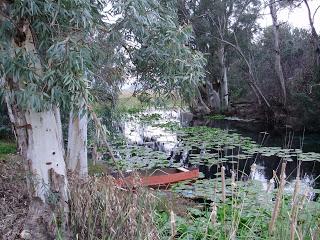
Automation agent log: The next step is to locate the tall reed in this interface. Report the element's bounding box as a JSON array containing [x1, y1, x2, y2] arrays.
[[290, 162, 301, 240], [269, 161, 287, 234], [221, 166, 226, 203], [68, 175, 159, 240]]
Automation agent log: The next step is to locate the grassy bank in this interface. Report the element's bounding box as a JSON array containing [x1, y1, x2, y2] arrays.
[[0, 140, 16, 158]]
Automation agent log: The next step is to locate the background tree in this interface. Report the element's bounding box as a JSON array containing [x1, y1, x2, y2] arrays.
[[269, 0, 287, 105], [177, 0, 262, 113]]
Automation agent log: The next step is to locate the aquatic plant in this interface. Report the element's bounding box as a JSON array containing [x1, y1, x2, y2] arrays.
[[158, 164, 320, 239], [100, 110, 320, 177]]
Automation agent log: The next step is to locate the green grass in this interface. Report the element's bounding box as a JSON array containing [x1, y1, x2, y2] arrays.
[[88, 162, 108, 176], [0, 140, 16, 158], [205, 114, 226, 120], [117, 92, 187, 115], [117, 95, 146, 115]]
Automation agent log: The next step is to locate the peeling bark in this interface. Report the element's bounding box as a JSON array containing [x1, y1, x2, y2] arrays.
[[25, 109, 68, 202], [5, 98, 29, 158], [67, 109, 88, 177], [14, 109, 70, 238]]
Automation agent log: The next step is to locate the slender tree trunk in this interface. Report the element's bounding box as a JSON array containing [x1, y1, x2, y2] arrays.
[[303, 0, 320, 67], [92, 144, 98, 165], [269, 0, 287, 105], [219, 39, 271, 109], [222, 66, 228, 107], [67, 109, 88, 177], [218, 45, 229, 109]]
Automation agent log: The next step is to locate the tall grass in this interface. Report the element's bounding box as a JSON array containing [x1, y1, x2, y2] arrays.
[[68, 175, 159, 240]]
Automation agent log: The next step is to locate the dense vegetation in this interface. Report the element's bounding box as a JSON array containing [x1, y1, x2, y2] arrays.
[[176, 0, 320, 131], [1, 0, 320, 239]]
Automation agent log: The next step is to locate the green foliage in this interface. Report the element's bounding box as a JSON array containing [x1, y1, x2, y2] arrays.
[[182, 0, 261, 89], [153, 121, 180, 131], [116, 95, 146, 115], [1, 0, 206, 113], [139, 113, 162, 123], [0, 0, 106, 111], [108, 0, 207, 102]]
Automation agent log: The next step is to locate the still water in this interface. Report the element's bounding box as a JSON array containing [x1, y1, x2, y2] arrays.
[[122, 110, 320, 195]]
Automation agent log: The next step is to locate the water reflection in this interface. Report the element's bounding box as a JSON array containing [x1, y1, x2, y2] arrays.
[[121, 109, 320, 195]]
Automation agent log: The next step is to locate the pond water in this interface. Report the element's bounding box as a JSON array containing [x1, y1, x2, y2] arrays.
[[114, 109, 320, 200], [192, 117, 320, 189]]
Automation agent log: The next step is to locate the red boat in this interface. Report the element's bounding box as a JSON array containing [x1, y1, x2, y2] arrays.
[[115, 167, 199, 187]]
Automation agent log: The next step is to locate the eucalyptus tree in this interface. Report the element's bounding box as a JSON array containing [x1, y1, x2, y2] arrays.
[[179, 0, 262, 112], [253, 24, 320, 127], [303, 0, 320, 67], [268, 0, 287, 105], [110, 0, 206, 103], [0, 0, 104, 207], [0, 0, 205, 235]]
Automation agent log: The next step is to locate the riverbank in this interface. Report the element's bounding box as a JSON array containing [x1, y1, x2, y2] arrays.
[[1, 136, 320, 239], [223, 101, 320, 133]]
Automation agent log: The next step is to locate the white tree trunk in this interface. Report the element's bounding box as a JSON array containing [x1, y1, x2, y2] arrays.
[[2, 3, 69, 236], [269, 0, 287, 105], [67, 110, 88, 177], [53, 106, 65, 157], [218, 45, 229, 109], [25, 109, 68, 202], [222, 65, 229, 108]]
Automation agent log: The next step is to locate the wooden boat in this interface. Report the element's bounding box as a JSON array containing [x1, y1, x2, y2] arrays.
[[114, 167, 199, 187]]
